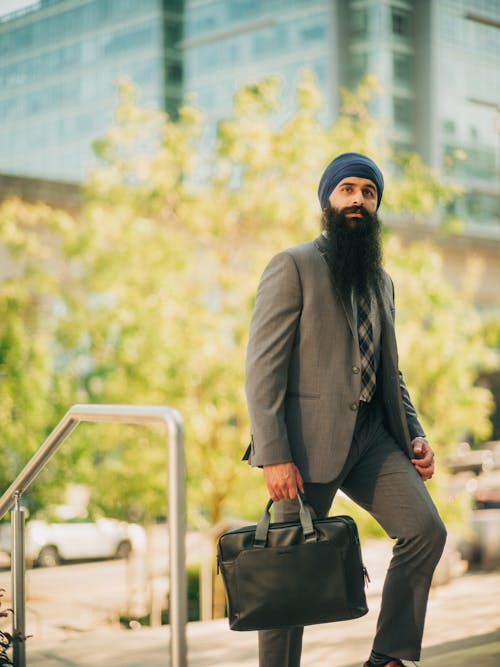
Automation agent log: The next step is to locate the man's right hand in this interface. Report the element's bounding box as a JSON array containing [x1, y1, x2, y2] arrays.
[[263, 462, 304, 501]]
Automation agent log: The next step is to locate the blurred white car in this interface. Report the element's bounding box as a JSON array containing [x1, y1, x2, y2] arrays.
[[0, 516, 136, 567]]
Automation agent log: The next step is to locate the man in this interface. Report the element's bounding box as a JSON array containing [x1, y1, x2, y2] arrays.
[[244, 152, 446, 667]]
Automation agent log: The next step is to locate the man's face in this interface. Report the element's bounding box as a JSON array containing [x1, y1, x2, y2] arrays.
[[328, 176, 378, 223]]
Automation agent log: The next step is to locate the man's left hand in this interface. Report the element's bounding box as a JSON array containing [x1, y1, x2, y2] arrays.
[[411, 437, 435, 482]]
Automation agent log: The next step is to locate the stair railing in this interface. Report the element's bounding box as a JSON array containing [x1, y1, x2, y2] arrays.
[[0, 404, 187, 667]]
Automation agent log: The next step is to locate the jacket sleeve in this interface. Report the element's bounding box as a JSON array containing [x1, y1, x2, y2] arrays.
[[245, 251, 303, 466], [398, 370, 426, 440]]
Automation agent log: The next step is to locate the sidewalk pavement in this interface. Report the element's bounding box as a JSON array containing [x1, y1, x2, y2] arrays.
[[27, 540, 500, 667]]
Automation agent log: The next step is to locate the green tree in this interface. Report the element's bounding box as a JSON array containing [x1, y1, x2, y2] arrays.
[[385, 237, 495, 450], [0, 72, 496, 530], [0, 199, 75, 512]]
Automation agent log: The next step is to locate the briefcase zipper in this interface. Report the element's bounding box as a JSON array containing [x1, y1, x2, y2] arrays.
[[218, 517, 370, 589], [220, 515, 362, 546]]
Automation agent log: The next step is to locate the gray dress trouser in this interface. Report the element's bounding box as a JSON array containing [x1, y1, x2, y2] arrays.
[[258, 398, 447, 667]]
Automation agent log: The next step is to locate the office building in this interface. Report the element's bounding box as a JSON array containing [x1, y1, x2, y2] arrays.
[[0, 0, 499, 240], [0, 0, 183, 181], [183, 0, 500, 239]]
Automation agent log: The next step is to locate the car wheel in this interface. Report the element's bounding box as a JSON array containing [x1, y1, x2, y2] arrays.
[[36, 546, 61, 568], [115, 540, 132, 559]]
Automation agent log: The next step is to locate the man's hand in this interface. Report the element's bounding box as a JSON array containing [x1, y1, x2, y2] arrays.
[[411, 437, 435, 482], [263, 462, 304, 501]]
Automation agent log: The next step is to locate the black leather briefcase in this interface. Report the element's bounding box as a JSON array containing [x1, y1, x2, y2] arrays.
[[217, 495, 369, 631]]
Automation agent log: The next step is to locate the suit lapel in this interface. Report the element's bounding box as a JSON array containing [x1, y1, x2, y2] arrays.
[[377, 280, 400, 379]]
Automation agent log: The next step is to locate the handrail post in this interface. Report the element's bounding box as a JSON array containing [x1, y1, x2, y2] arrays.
[[0, 405, 188, 667], [11, 492, 26, 667], [166, 414, 187, 667]]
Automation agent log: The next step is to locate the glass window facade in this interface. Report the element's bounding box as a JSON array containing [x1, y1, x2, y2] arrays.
[[0, 0, 498, 234], [444, 144, 497, 180], [448, 190, 500, 222], [349, 51, 368, 85], [349, 7, 368, 38], [391, 6, 412, 38], [435, 1, 500, 228], [183, 0, 330, 130], [0, 0, 183, 181], [393, 52, 413, 86], [393, 96, 413, 128]]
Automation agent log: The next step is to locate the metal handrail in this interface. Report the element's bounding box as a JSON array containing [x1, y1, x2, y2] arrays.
[[0, 404, 187, 667]]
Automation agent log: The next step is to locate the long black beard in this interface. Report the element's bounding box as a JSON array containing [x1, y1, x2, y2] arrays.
[[323, 204, 384, 304]]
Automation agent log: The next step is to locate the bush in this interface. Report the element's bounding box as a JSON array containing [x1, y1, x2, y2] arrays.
[[0, 590, 13, 667]]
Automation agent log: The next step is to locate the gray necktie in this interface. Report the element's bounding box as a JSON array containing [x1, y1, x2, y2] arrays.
[[358, 294, 376, 402]]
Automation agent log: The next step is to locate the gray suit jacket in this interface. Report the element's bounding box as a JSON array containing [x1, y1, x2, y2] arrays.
[[244, 233, 425, 483]]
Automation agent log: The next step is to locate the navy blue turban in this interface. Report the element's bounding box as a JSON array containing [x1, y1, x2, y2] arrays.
[[317, 152, 384, 210]]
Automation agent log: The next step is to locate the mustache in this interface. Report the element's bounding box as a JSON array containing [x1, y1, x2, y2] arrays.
[[342, 205, 370, 217]]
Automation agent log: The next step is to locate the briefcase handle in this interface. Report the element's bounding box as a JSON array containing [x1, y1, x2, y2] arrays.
[[253, 494, 317, 548]]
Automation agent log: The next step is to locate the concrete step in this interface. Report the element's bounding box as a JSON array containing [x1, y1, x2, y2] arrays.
[[27, 568, 500, 667]]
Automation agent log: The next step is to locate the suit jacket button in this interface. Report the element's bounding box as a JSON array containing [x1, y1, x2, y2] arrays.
[[350, 402, 359, 411], [352, 365, 360, 374]]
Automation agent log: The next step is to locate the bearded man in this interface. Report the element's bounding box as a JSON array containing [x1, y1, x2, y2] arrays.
[[244, 153, 446, 667]]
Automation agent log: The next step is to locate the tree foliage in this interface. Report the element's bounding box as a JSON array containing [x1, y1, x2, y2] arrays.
[[0, 201, 70, 503], [0, 72, 496, 528], [385, 237, 495, 448]]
